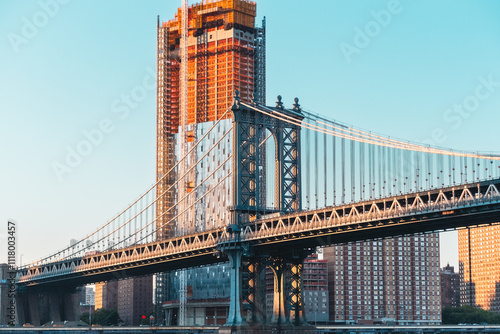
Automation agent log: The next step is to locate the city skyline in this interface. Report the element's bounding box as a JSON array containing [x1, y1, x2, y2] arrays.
[[1, 0, 500, 268]]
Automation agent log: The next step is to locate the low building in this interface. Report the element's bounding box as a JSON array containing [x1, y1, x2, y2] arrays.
[[162, 267, 230, 325]]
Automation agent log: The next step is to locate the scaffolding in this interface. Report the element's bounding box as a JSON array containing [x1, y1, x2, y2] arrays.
[[161, 0, 257, 128], [156, 16, 177, 240]]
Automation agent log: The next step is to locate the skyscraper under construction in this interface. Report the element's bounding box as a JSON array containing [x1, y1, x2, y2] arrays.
[[156, 0, 265, 239], [155, 0, 265, 324]]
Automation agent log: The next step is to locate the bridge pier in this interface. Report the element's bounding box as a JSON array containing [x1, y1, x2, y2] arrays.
[[269, 257, 287, 325], [226, 246, 244, 326], [288, 253, 308, 326], [16, 286, 80, 326], [218, 247, 314, 333]]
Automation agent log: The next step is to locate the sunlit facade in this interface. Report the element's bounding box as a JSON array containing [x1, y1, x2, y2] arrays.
[[324, 235, 441, 325], [459, 225, 500, 312]]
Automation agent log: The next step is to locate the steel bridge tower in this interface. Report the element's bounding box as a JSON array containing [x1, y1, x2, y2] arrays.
[[217, 92, 315, 333]]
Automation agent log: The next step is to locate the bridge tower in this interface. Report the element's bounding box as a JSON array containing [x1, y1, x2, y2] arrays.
[[218, 92, 314, 333], [231, 91, 302, 224]]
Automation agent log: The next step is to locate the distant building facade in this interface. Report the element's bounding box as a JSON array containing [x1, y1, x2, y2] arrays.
[[85, 287, 95, 306], [162, 267, 230, 325], [302, 254, 329, 323], [95, 281, 118, 310], [117, 276, 153, 326], [79, 286, 87, 305], [441, 264, 460, 308], [324, 235, 441, 325], [459, 225, 500, 312]]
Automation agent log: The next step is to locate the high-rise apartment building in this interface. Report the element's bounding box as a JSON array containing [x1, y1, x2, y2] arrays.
[[441, 264, 460, 308], [155, 0, 265, 323], [95, 281, 118, 310], [324, 235, 441, 325], [459, 225, 500, 312], [117, 276, 153, 326]]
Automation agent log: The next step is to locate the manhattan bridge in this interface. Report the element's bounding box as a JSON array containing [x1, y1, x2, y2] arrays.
[[14, 90, 500, 331]]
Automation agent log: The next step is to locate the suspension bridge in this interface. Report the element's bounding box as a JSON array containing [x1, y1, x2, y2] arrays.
[[15, 92, 500, 331]]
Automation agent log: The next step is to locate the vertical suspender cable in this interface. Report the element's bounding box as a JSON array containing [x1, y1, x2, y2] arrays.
[[464, 156, 468, 183], [394, 148, 398, 195], [391, 147, 395, 195], [360, 142, 364, 201], [389, 147, 393, 196], [426, 152, 430, 190], [315, 126, 319, 209], [405, 149, 409, 194], [452, 155, 456, 185], [324, 128, 328, 206], [472, 157, 476, 181], [128, 207, 131, 247], [397, 148, 401, 194], [134, 200, 138, 245], [370, 143, 374, 199], [383, 145, 387, 196], [333, 133, 336, 205], [342, 135, 346, 204], [439, 153, 444, 188], [448, 154, 452, 187], [416, 151, 421, 191], [351, 139, 355, 202], [368, 142, 372, 199], [460, 156, 464, 184], [378, 145, 382, 197], [305, 128, 310, 209]]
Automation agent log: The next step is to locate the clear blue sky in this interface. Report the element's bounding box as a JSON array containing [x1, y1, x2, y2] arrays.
[[1, 0, 500, 268]]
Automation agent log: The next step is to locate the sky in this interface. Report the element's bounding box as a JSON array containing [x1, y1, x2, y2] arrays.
[[1, 0, 500, 269]]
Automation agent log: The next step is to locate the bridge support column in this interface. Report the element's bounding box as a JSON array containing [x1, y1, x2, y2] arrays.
[[288, 254, 308, 326], [226, 247, 244, 326], [16, 286, 80, 326], [242, 258, 265, 325]]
